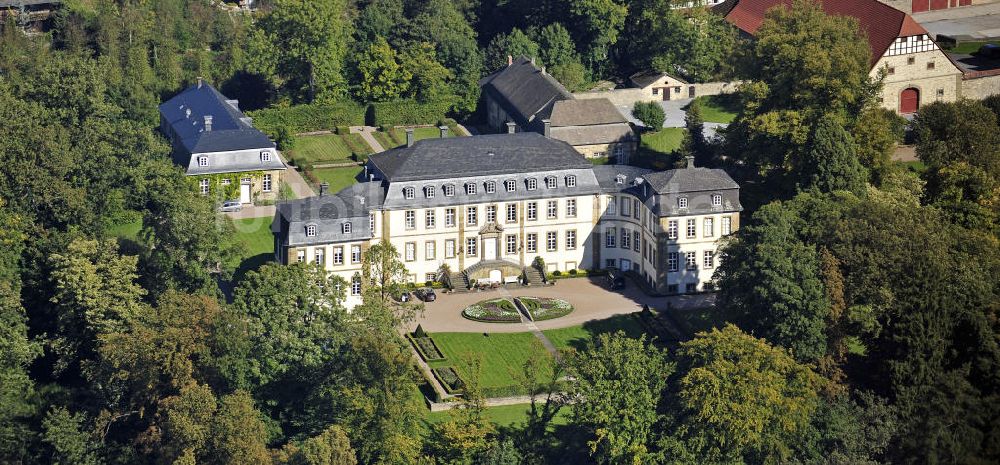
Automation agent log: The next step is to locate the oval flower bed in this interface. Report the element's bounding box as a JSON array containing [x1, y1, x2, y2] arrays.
[[516, 297, 574, 321], [461, 298, 521, 323]]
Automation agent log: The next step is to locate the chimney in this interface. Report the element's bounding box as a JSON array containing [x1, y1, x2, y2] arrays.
[[405, 128, 415, 147], [319, 182, 329, 196], [531, 57, 535, 66], [203, 115, 213, 132], [439, 125, 449, 138], [197, 77, 203, 88], [507, 55, 513, 66], [542, 119, 551, 138], [541, 66, 546, 75], [506, 121, 516, 134], [686, 155, 695, 169]]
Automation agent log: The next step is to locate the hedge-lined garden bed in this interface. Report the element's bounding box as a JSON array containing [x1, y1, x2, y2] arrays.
[[408, 334, 446, 362], [516, 297, 574, 321], [461, 298, 521, 323], [432, 367, 465, 394]]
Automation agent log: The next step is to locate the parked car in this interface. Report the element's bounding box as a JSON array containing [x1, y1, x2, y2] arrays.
[[396, 291, 411, 303], [414, 288, 437, 302], [977, 43, 1000, 59], [219, 200, 243, 212], [606, 269, 626, 290]]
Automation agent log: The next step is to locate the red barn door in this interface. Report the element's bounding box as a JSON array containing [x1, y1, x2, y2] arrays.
[[930, 0, 948, 9], [912, 0, 928, 12], [900, 88, 920, 114]]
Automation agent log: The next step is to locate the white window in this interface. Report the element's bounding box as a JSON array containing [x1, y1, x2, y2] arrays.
[[616, 174, 626, 185], [466, 182, 477, 195], [342, 222, 352, 234], [668, 220, 678, 239], [445, 239, 456, 258], [466, 238, 477, 256], [506, 204, 517, 223], [467, 207, 477, 226], [527, 178, 537, 190], [703, 218, 714, 237], [314, 249, 325, 266], [425, 241, 436, 260], [351, 276, 361, 295], [444, 184, 456, 197], [712, 194, 722, 207], [306, 225, 317, 237], [403, 187, 415, 199], [678, 197, 688, 209], [199, 178, 210, 195], [546, 231, 557, 251], [687, 219, 696, 238], [262, 174, 272, 192], [426, 210, 436, 228], [606, 228, 616, 248], [527, 202, 537, 221], [485, 180, 496, 194], [566, 199, 577, 217], [405, 211, 415, 229], [667, 252, 678, 272], [621, 197, 631, 217], [351, 245, 361, 263], [221, 178, 232, 186], [633, 231, 640, 252], [633, 199, 640, 219], [545, 176, 557, 189], [505, 179, 516, 192], [722, 216, 732, 236], [526, 233, 537, 253], [445, 208, 456, 227], [369, 214, 375, 233], [506, 234, 518, 255], [547, 200, 557, 219], [486, 205, 497, 223], [685, 251, 697, 270], [425, 186, 435, 198], [333, 247, 344, 265], [565, 175, 577, 187], [703, 250, 714, 269], [405, 242, 416, 261], [566, 230, 577, 250], [621, 229, 631, 249], [425, 273, 437, 283], [198, 156, 208, 167], [260, 151, 271, 162], [607, 196, 616, 215]]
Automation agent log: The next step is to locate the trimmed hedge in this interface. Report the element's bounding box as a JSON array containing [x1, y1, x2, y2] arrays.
[[249, 101, 366, 136], [433, 367, 465, 394], [367, 100, 452, 127], [407, 335, 446, 362]]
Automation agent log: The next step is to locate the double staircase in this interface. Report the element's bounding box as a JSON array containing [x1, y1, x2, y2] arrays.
[[523, 266, 545, 286]]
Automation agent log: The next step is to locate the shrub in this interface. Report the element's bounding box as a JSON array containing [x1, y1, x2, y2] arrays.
[[274, 126, 296, 151], [249, 101, 366, 136], [568, 269, 578, 275], [433, 367, 465, 393], [532, 256, 545, 272], [366, 99, 453, 127], [633, 101, 666, 130], [410, 335, 445, 361], [334, 125, 351, 135], [552, 270, 562, 276], [413, 324, 427, 338]]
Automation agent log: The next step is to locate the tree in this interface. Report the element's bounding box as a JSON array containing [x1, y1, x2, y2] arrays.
[[851, 107, 905, 185], [632, 101, 665, 130], [400, 42, 454, 103], [567, 0, 628, 74], [361, 240, 410, 309], [409, 0, 483, 114], [680, 99, 707, 165], [534, 23, 577, 69], [355, 37, 411, 102], [476, 438, 522, 465], [41, 408, 103, 465], [568, 333, 671, 464], [484, 28, 540, 73], [668, 324, 821, 463], [209, 391, 271, 464], [795, 117, 868, 194], [624, 3, 736, 82], [425, 356, 494, 464], [294, 425, 358, 465]]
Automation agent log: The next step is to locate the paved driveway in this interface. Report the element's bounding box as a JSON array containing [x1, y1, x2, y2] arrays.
[[615, 99, 727, 140], [914, 2, 1000, 40], [407, 278, 715, 333]]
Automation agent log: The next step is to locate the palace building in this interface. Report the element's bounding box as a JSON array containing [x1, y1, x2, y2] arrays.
[[273, 133, 741, 309]]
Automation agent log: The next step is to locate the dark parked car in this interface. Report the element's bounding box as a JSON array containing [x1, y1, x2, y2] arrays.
[[396, 291, 411, 303], [606, 270, 626, 290], [977, 43, 1000, 59], [414, 288, 437, 302], [219, 200, 243, 212]]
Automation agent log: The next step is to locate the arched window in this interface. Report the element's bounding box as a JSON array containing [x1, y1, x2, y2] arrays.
[[197, 156, 208, 167], [443, 184, 456, 196], [260, 151, 271, 162], [712, 194, 722, 207]]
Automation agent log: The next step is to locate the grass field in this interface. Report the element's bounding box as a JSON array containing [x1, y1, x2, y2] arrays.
[[311, 166, 363, 193], [690, 94, 740, 124], [898, 160, 927, 174], [542, 314, 648, 352], [426, 332, 553, 392], [640, 128, 685, 154], [949, 41, 992, 54], [106, 216, 143, 240], [661, 305, 736, 337], [426, 403, 571, 427], [288, 133, 371, 165], [375, 126, 462, 150]]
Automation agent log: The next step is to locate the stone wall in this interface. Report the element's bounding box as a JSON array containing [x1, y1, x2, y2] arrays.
[[574, 81, 742, 107], [962, 73, 1000, 100]]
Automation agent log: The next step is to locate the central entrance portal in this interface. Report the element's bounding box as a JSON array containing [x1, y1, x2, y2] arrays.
[[483, 237, 498, 260]]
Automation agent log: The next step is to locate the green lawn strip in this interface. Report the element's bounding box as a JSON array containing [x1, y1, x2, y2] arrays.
[[287, 133, 354, 165], [225, 217, 275, 280], [640, 127, 685, 154], [105, 215, 143, 240], [660, 305, 738, 337], [949, 41, 992, 54], [589, 156, 610, 165], [371, 130, 397, 150], [310, 166, 362, 193], [426, 403, 570, 427], [689, 94, 740, 124], [341, 132, 374, 156], [542, 314, 648, 352], [426, 332, 553, 395], [279, 181, 297, 200], [897, 160, 927, 174]]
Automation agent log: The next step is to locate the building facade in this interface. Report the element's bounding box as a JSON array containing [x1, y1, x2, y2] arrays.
[[273, 134, 741, 309], [159, 79, 286, 204]]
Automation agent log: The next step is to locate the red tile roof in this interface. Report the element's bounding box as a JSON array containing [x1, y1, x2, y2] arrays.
[[716, 0, 930, 66]]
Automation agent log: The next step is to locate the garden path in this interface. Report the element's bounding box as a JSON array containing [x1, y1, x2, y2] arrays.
[[350, 126, 386, 153], [277, 152, 316, 198], [497, 286, 560, 359]]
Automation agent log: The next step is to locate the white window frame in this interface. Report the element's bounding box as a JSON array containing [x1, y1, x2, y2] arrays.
[[351, 277, 361, 295], [351, 245, 361, 263], [606, 228, 616, 248], [668, 220, 678, 239], [546, 231, 558, 252], [566, 230, 577, 250], [425, 209, 436, 229], [342, 222, 352, 234], [306, 224, 317, 237], [297, 250, 305, 263], [425, 186, 435, 198], [199, 178, 210, 195], [314, 249, 325, 266], [333, 247, 344, 265], [678, 197, 688, 209], [425, 241, 436, 260], [486, 204, 497, 223], [198, 156, 208, 167], [547, 200, 557, 219], [687, 219, 696, 238], [405, 210, 416, 230], [685, 251, 697, 270], [722, 216, 732, 236], [526, 233, 537, 253], [506, 234, 518, 255], [633, 231, 640, 252], [527, 202, 537, 221], [704, 218, 714, 238], [445, 208, 456, 227], [712, 194, 722, 207], [608, 196, 616, 215], [466, 238, 477, 256], [506, 204, 517, 223], [403, 187, 415, 200], [621, 230, 631, 249], [445, 239, 456, 258], [565, 175, 577, 188], [405, 242, 416, 262], [444, 184, 456, 197], [262, 174, 272, 192], [668, 252, 678, 272], [621, 197, 630, 217], [369, 214, 375, 233], [566, 199, 577, 218], [703, 250, 714, 269], [505, 179, 516, 192], [485, 180, 496, 194], [545, 176, 557, 189], [526, 178, 537, 190], [466, 207, 477, 226], [260, 151, 271, 162], [466, 182, 477, 195]]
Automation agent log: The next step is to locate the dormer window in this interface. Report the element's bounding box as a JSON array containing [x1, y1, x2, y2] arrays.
[[616, 174, 626, 185], [712, 194, 722, 207], [198, 156, 208, 167], [485, 181, 496, 194], [526, 178, 537, 190], [566, 175, 577, 188], [306, 225, 317, 237], [466, 182, 477, 195], [678, 197, 688, 209], [260, 151, 271, 162], [505, 179, 516, 192], [424, 186, 435, 198], [444, 184, 455, 197], [545, 176, 557, 189], [403, 187, 415, 199], [342, 223, 352, 234]]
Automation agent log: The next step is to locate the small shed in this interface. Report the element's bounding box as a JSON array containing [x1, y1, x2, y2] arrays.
[[629, 71, 693, 100]]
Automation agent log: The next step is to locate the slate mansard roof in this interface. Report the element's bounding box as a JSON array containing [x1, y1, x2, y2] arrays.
[[274, 182, 384, 247], [159, 81, 277, 155]]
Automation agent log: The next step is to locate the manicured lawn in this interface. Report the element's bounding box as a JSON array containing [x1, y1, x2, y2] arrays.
[[690, 94, 740, 124], [897, 160, 927, 174], [589, 156, 611, 165], [226, 216, 275, 281], [375, 126, 463, 150], [426, 332, 554, 393], [950, 41, 992, 54], [427, 403, 571, 427], [543, 314, 648, 352], [640, 128, 685, 154], [660, 304, 738, 337], [106, 216, 143, 240], [288, 133, 370, 165], [311, 166, 362, 193]]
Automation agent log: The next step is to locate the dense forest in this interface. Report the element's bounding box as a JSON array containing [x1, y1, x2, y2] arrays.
[[1, 0, 999, 464]]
